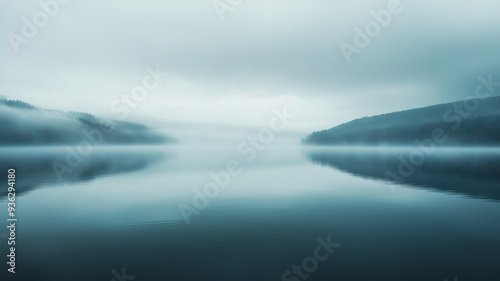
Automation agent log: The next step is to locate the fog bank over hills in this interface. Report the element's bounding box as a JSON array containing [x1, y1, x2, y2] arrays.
[[0, 98, 171, 146]]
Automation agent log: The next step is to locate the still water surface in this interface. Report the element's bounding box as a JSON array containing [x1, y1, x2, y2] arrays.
[[0, 145, 499, 281]]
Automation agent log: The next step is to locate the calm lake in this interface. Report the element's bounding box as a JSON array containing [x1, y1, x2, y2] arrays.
[[0, 145, 499, 281]]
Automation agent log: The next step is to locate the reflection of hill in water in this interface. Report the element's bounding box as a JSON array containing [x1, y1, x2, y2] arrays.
[[307, 148, 500, 201], [0, 147, 169, 197]]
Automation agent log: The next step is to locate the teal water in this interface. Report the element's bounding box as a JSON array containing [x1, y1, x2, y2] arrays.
[[0, 146, 499, 281]]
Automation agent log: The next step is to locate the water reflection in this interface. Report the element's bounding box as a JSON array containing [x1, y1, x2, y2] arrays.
[[0, 146, 169, 197], [1, 145, 500, 281], [306, 147, 500, 201]]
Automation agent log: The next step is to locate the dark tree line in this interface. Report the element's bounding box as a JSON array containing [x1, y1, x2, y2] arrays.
[[304, 115, 500, 146], [1, 98, 170, 146]]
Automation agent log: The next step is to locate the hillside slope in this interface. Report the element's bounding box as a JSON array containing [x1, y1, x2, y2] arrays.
[[0, 98, 172, 145], [303, 96, 500, 146]]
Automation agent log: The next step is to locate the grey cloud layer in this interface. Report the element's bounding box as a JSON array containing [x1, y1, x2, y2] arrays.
[[1, 0, 499, 130]]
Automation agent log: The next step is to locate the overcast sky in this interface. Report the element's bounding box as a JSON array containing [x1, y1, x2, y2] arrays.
[[1, 0, 500, 136]]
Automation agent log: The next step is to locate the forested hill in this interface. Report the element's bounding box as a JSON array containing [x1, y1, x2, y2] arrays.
[[303, 96, 500, 146], [0, 98, 172, 145]]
